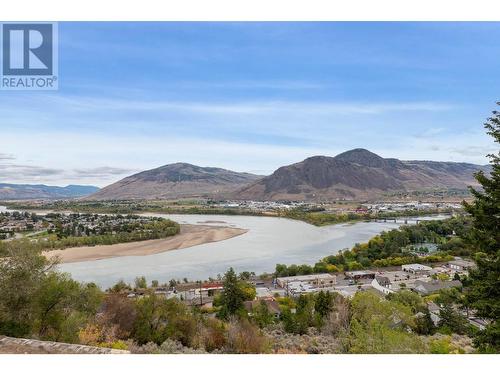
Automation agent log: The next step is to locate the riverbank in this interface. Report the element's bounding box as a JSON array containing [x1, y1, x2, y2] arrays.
[[44, 224, 247, 263]]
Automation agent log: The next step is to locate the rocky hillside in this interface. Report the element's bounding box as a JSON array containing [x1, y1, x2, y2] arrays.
[[234, 149, 488, 201], [88, 163, 261, 200]]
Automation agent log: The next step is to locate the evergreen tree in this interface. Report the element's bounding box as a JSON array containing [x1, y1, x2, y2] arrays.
[[414, 310, 435, 335], [462, 102, 500, 352], [315, 290, 334, 318], [438, 303, 470, 335], [217, 268, 245, 319]]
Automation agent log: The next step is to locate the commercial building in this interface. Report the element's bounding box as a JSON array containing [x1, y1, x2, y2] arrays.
[[276, 273, 336, 289], [255, 287, 274, 300], [447, 259, 475, 272], [345, 270, 376, 280], [401, 264, 432, 274]]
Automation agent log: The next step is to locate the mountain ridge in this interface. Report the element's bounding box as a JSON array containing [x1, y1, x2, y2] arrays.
[[0, 183, 99, 200], [234, 149, 489, 201], [88, 163, 262, 200], [87, 149, 489, 201]]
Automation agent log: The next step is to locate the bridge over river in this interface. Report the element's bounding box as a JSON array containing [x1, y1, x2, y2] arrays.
[[371, 216, 447, 225]]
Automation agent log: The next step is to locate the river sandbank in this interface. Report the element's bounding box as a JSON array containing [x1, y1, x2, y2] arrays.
[[44, 224, 247, 263]]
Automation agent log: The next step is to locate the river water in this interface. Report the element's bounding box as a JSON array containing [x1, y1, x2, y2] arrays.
[[0, 205, 449, 288], [39, 212, 447, 288]]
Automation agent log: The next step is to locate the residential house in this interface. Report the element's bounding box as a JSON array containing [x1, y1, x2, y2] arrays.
[[413, 280, 462, 295], [255, 287, 274, 300], [375, 275, 391, 289]]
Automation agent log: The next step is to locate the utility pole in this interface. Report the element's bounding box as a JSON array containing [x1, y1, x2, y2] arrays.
[[199, 281, 203, 306]]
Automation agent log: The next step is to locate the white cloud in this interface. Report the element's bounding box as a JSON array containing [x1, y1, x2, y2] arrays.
[[0, 93, 491, 186], [13, 95, 452, 116], [0, 153, 16, 160]]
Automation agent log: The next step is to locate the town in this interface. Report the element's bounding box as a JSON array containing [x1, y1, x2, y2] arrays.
[[0, 211, 175, 240], [119, 256, 484, 332], [211, 199, 463, 214]]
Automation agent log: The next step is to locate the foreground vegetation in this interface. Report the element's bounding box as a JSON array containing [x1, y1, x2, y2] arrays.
[[0, 246, 478, 354]]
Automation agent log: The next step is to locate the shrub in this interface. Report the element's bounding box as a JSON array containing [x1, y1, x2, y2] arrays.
[[225, 318, 269, 353]]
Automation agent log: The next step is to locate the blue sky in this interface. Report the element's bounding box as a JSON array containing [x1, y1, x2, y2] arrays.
[[1, 22, 499, 186]]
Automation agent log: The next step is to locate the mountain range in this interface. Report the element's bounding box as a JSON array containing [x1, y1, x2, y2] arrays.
[[235, 149, 488, 201], [2, 149, 487, 201], [0, 183, 99, 200], [86, 149, 489, 201], [88, 163, 262, 200]]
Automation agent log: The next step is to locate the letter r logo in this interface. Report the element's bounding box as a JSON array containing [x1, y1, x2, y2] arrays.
[[2, 23, 53, 76]]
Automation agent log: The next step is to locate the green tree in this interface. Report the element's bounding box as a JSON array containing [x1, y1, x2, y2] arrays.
[[239, 271, 254, 280], [217, 268, 247, 319], [349, 319, 426, 354], [132, 294, 197, 346], [134, 276, 147, 290], [168, 279, 177, 289], [414, 310, 435, 335], [0, 243, 102, 342], [387, 290, 425, 314], [35, 273, 102, 342], [462, 103, 500, 352], [108, 279, 131, 293], [347, 291, 425, 353], [437, 303, 470, 335], [252, 301, 274, 328], [0, 244, 58, 336], [314, 291, 334, 319]]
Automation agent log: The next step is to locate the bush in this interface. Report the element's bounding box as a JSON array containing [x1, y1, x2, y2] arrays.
[[225, 318, 269, 353], [429, 337, 464, 354]]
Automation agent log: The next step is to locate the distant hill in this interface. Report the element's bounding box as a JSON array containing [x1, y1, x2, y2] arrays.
[[87, 163, 262, 200], [0, 183, 99, 200], [234, 149, 489, 201]]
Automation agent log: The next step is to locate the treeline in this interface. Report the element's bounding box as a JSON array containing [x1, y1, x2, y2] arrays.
[[275, 217, 470, 276], [279, 209, 371, 226], [1, 200, 274, 218], [1, 200, 460, 228], [278, 207, 458, 226], [0, 218, 180, 256]]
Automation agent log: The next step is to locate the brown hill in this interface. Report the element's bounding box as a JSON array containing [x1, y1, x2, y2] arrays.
[[234, 149, 488, 201], [88, 163, 261, 200]]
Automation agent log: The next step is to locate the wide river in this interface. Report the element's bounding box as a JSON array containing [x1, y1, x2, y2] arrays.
[[0, 206, 448, 288], [65, 213, 450, 288]]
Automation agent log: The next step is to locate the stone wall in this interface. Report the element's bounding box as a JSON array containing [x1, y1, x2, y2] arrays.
[[0, 336, 129, 354]]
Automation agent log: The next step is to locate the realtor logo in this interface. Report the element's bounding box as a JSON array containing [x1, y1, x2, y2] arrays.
[[1, 22, 58, 90]]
